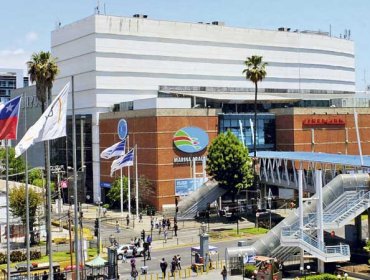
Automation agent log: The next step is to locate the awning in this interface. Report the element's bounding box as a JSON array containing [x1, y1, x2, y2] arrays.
[[85, 256, 107, 268], [160, 90, 357, 103], [160, 90, 299, 103]]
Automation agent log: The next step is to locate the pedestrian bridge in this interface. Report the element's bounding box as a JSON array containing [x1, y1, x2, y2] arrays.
[[254, 151, 370, 191]]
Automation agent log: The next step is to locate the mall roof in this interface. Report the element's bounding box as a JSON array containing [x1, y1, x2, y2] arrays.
[[160, 90, 359, 103], [253, 151, 370, 167]]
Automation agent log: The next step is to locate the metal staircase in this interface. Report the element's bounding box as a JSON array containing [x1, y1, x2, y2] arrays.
[[280, 190, 370, 262], [281, 227, 350, 262], [323, 191, 370, 228], [177, 180, 227, 219]]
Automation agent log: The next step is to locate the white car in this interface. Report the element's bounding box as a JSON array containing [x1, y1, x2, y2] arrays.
[[116, 244, 144, 260]]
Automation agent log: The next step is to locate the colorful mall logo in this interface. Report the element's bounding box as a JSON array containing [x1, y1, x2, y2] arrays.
[[173, 127, 209, 153]]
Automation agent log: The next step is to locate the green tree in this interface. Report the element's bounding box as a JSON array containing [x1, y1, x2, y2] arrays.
[[9, 185, 43, 245], [27, 51, 59, 255], [206, 130, 253, 191], [107, 176, 129, 208], [137, 175, 155, 209], [0, 147, 25, 181], [242, 55, 267, 161]]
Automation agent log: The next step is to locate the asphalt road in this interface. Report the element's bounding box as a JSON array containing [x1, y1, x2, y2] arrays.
[[116, 236, 259, 276]]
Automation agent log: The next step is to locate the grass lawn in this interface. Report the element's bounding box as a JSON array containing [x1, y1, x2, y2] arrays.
[[209, 227, 268, 239], [0, 248, 98, 269]]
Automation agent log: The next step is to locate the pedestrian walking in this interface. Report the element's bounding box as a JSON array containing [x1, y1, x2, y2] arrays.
[[167, 218, 171, 230], [160, 258, 168, 278], [42, 271, 48, 280], [131, 268, 138, 280], [221, 266, 227, 280], [131, 257, 136, 270], [164, 229, 168, 243], [174, 222, 178, 237], [147, 244, 152, 260], [126, 214, 130, 226], [139, 213, 143, 223], [34, 273, 40, 280], [171, 257, 177, 276], [116, 220, 120, 233], [121, 249, 128, 263], [176, 254, 181, 270]]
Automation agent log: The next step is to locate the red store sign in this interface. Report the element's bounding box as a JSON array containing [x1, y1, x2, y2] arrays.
[[302, 118, 345, 126]]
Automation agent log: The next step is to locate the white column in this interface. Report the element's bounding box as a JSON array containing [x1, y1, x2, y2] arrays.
[[120, 169, 123, 216], [135, 145, 139, 219], [315, 170, 325, 273], [127, 137, 131, 216], [298, 169, 304, 269]]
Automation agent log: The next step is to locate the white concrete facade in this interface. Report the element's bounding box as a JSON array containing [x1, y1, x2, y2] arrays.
[[51, 15, 355, 201]]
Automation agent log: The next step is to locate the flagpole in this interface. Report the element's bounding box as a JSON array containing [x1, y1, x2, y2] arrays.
[[46, 104, 53, 280], [72, 75, 80, 280], [127, 136, 131, 217], [6, 140, 10, 280], [24, 93, 31, 280], [135, 144, 139, 219], [120, 168, 123, 217]]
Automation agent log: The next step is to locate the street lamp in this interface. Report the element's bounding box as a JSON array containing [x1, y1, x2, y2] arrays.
[[107, 235, 118, 279], [96, 200, 102, 254], [199, 223, 209, 271]]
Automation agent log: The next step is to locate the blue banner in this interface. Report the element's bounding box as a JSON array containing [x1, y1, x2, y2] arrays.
[[175, 178, 206, 196], [100, 182, 112, 188]]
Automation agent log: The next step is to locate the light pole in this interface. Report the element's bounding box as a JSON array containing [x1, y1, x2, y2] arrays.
[[306, 265, 311, 280], [267, 190, 272, 230], [96, 200, 102, 255], [199, 223, 209, 271], [108, 234, 118, 279]]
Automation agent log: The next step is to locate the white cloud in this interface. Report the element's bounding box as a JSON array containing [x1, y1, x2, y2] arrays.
[[25, 31, 38, 43], [0, 48, 30, 74]]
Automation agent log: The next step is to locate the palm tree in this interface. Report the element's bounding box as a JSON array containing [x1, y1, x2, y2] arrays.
[[27, 51, 59, 255], [242, 55, 267, 193]]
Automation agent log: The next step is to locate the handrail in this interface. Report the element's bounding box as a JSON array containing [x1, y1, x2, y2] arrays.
[[323, 191, 370, 223], [281, 229, 350, 257]]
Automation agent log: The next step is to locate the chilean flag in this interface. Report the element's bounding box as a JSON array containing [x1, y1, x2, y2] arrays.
[[0, 96, 22, 140]]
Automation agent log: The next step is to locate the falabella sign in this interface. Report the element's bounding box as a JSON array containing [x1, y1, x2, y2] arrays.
[[173, 126, 209, 153]]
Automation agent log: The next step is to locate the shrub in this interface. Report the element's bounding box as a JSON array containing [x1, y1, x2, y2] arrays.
[[103, 204, 110, 209], [305, 274, 341, 280], [244, 264, 256, 278], [0, 252, 6, 264], [30, 251, 41, 260], [54, 237, 67, 244], [10, 251, 26, 262]]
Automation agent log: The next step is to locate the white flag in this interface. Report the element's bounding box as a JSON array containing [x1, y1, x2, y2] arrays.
[[110, 148, 134, 176], [100, 140, 126, 159], [15, 83, 70, 158]]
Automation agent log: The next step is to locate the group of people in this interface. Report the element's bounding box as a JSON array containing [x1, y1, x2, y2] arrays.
[[159, 255, 181, 278], [153, 217, 172, 231], [34, 269, 65, 280]]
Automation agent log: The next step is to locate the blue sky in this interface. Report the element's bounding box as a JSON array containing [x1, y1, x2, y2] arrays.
[[2, 0, 370, 90]]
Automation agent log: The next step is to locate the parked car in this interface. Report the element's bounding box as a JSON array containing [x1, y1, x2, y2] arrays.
[[15, 263, 36, 272], [116, 244, 144, 260]]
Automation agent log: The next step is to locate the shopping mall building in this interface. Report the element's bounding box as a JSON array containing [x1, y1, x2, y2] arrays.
[[17, 13, 368, 208]]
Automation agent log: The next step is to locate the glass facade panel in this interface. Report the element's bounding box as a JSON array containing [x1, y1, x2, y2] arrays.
[[218, 113, 276, 152]]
